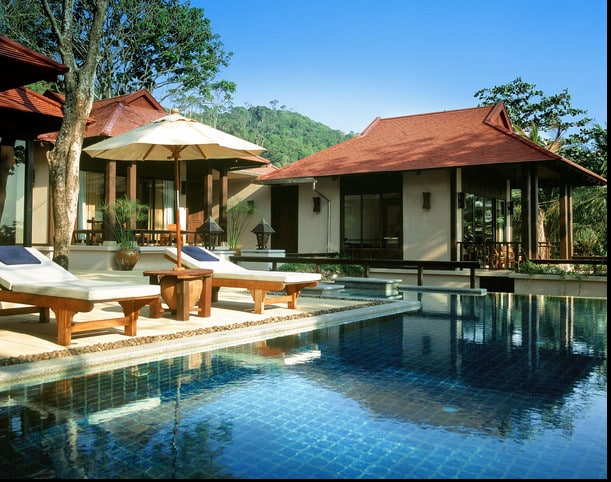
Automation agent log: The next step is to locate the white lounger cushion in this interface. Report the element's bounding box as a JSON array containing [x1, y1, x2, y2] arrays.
[[200, 270, 321, 283], [0, 246, 78, 290], [0, 246, 160, 301], [11, 279, 159, 301], [165, 246, 321, 283]]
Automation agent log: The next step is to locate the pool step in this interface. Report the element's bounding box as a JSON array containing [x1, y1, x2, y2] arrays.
[[302, 283, 345, 297], [332, 277, 403, 297]]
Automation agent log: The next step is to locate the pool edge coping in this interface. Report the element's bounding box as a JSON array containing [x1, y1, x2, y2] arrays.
[[0, 300, 420, 389]]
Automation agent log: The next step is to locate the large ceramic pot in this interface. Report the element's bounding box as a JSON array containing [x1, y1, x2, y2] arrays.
[[114, 248, 140, 271], [159, 276, 203, 311]]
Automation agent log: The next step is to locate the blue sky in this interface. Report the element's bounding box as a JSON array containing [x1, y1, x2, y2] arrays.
[[195, 0, 607, 134]]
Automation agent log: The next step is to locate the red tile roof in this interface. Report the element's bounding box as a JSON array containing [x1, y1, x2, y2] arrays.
[[0, 87, 64, 118], [84, 89, 167, 138], [258, 103, 605, 185], [38, 89, 167, 142], [235, 157, 275, 175], [0, 87, 67, 138], [0, 35, 68, 91]]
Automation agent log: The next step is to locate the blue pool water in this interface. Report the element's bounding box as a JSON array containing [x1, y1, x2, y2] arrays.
[[0, 293, 606, 479]]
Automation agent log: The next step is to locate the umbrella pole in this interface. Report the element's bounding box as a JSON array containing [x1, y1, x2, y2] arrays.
[[173, 156, 184, 270]]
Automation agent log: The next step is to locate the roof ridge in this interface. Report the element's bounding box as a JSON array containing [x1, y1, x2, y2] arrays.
[[380, 104, 492, 122]]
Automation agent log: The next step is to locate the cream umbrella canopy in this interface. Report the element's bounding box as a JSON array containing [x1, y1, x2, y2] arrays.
[[84, 108, 266, 269]]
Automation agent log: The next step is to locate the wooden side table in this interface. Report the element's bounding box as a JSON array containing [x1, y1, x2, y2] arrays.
[[144, 268, 213, 321]]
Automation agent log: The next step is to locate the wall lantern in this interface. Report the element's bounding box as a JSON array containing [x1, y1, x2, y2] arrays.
[[457, 192, 464, 209], [251, 218, 275, 249], [197, 216, 224, 249], [422, 192, 431, 210], [312, 196, 321, 213]]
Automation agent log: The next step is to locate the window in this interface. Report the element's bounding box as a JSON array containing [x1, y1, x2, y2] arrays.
[[341, 174, 402, 259], [77, 172, 105, 227], [463, 193, 504, 244], [0, 141, 27, 245]]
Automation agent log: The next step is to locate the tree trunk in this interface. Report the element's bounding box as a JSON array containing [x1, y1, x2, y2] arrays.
[[47, 113, 86, 269], [42, 0, 109, 269]]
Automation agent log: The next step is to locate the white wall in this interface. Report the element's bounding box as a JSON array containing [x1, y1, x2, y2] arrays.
[[292, 171, 454, 259], [297, 177, 341, 254], [32, 143, 51, 244], [227, 177, 271, 251], [403, 170, 452, 260]]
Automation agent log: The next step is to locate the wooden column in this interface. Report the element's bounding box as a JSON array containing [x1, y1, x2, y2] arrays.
[[24, 141, 34, 245], [203, 168, 213, 218], [104, 161, 117, 242], [127, 162, 137, 200], [450, 169, 457, 261], [559, 182, 573, 259], [218, 168, 228, 236], [520, 164, 539, 260]]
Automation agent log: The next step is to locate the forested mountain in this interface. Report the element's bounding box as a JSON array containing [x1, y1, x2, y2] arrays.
[[195, 104, 356, 166]]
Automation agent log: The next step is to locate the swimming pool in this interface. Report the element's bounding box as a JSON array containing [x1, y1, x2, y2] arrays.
[[0, 292, 606, 478]]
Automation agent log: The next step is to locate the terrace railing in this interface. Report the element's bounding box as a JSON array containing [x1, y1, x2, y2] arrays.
[[458, 242, 522, 269]]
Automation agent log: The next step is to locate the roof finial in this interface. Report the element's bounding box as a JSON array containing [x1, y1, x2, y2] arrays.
[[170, 107, 179, 114]]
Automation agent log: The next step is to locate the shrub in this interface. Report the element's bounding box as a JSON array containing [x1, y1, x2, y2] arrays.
[[280, 262, 364, 280], [515, 259, 607, 277]]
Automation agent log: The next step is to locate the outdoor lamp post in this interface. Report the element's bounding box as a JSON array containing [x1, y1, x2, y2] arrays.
[[251, 219, 275, 249], [197, 216, 224, 249]]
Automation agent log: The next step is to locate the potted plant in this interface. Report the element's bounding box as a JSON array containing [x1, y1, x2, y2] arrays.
[[101, 195, 149, 270], [226, 200, 259, 252]]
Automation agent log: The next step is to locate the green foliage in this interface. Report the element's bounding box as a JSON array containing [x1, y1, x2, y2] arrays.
[[1, 0, 235, 103], [197, 103, 355, 166], [515, 259, 606, 277], [280, 262, 364, 281], [0, 222, 17, 245], [101, 195, 149, 249], [515, 260, 569, 277], [226, 200, 259, 250], [545, 124, 607, 257], [572, 224, 604, 256], [562, 124, 607, 177], [474, 76, 592, 136], [334, 264, 364, 277]]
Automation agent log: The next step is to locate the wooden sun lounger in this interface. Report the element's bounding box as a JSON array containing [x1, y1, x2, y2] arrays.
[[164, 246, 321, 314], [0, 247, 161, 346]]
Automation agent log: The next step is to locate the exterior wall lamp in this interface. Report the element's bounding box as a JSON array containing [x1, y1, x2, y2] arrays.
[[197, 215, 224, 249], [422, 192, 431, 210], [251, 218, 275, 250]]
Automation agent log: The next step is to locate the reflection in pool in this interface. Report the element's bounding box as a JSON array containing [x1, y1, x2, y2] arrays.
[[0, 293, 606, 479]]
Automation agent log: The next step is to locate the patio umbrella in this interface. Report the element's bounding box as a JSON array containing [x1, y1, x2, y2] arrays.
[[84, 108, 266, 269]]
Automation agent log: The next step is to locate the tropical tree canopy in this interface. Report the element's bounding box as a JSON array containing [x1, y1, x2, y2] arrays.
[[474, 76, 592, 140], [0, 0, 235, 103], [476, 78, 606, 257]]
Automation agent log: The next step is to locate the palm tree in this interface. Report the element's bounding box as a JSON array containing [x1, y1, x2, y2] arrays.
[[515, 122, 607, 258], [513, 120, 564, 153], [513, 120, 565, 256]]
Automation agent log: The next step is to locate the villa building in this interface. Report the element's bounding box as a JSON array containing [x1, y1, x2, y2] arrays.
[[257, 104, 607, 267]]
